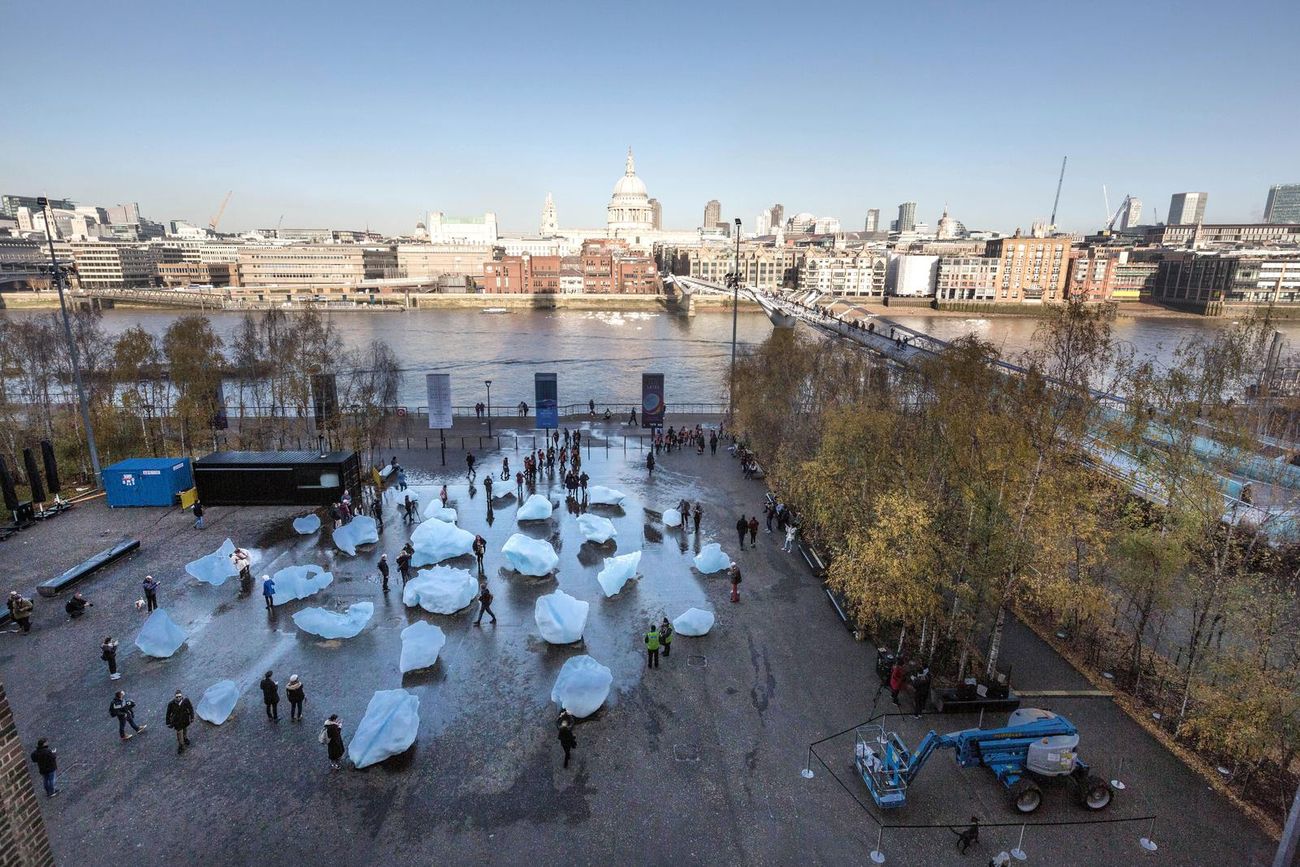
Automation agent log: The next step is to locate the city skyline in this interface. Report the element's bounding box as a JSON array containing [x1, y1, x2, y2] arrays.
[[4, 0, 1298, 235]]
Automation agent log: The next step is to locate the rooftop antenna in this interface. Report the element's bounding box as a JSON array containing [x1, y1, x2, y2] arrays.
[[1049, 156, 1067, 228]]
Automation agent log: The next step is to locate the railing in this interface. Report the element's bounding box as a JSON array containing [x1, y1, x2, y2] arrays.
[[214, 401, 729, 419]]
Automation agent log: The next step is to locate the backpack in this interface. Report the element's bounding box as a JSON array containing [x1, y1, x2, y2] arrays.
[[318, 726, 329, 745]]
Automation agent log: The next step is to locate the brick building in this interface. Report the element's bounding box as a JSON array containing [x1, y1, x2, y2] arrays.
[[984, 235, 1070, 302], [483, 239, 661, 294], [0, 682, 55, 866]]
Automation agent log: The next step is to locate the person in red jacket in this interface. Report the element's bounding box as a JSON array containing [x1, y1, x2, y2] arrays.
[[888, 657, 909, 706]]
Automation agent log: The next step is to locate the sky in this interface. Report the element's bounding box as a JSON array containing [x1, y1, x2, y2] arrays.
[[4, 0, 1298, 237]]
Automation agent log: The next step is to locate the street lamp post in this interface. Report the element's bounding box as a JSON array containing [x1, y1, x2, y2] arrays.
[[728, 217, 742, 419], [485, 380, 493, 436], [39, 197, 101, 484]]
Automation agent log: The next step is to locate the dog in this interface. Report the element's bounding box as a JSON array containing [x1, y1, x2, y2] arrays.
[[134, 599, 146, 611]]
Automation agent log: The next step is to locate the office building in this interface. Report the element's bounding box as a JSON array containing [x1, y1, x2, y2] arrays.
[[1119, 197, 1142, 231], [769, 204, 784, 231], [483, 239, 659, 295], [397, 244, 494, 279], [865, 209, 880, 232], [648, 198, 662, 230], [984, 236, 1071, 302], [156, 262, 236, 288], [1, 195, 74, 219], [237, 245, 397, 288], [703, 200, 721, 230], [896, 202, 917, 233], [106, 203, 141, 225], [69, 241, 157, 289], [1168, 192, 1208, 226], [755, 211, 772, 235], [1150, 223, 1300, 248], [1151, 251, 1300, 310], [1264, 184, 1300, 224], [426, 212, 499, 245]]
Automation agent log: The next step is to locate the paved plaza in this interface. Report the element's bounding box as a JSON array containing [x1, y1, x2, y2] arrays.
[[0, 418, 1277, 865]]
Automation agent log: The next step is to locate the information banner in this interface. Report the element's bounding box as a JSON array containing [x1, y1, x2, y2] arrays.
[[426, 373, 453, 430], [535, 372, 558, 429], [641, 373, 665, 428]]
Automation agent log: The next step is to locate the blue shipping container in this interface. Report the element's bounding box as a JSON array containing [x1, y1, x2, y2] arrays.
[[103, 458, 194, 508]]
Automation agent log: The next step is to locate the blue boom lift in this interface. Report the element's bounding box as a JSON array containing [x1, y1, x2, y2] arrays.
[[854, 708, 1114, 814]]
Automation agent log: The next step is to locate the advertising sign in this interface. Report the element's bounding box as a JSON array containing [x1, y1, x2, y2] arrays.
[[641, 373, 665, 428], [426, 373, 453, 430], [535, 372, 558, 429]]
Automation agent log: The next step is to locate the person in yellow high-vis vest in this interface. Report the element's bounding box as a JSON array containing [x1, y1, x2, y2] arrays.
[[643, 623, 660, 669]]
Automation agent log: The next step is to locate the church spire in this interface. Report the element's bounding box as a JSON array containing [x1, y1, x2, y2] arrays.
[[625, 147, 636, 176]]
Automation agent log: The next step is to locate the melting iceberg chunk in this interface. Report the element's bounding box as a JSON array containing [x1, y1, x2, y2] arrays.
[[424, 505, 458, 523], [399, 621, 447, 673], [693, 543, 731, 574], [292, 602, 374, 639], [348, 689, 420, 768], [502, 533, 559, 576], [673, 607, 716, 637], [333, 516, 379, 556], [196, 679, 240, 724], [576, 513, 617, 544], [550, 655, 612, 718], [409, 518, 475, 566], [534, 589, 589, 644], [135, 608, 187, 657], [292, 514, 321, 535], [597, 550, 642, 597], [487, 485, 515, 501], [662, 507, 682, 527], [402, 566, 478, 614], [587, 485, 627, 506], [185, 538, 240, 585], [516, 494, 554, 521], [269, 564, 333, 605]]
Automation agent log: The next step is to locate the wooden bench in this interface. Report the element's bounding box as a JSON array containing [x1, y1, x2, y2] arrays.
[[37, 538, 140, 598]]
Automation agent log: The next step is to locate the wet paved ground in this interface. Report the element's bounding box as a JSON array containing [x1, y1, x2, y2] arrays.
[[0, 418, 1276, 865]]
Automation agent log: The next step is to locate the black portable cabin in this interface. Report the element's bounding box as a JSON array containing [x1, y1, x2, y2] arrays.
[[193, 451, 361, 506]]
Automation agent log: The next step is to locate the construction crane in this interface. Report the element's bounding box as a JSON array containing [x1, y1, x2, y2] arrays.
[[1102, 192, 1135, 235], [208, 190, 233, 233], [1049, 156, 1067, 228]]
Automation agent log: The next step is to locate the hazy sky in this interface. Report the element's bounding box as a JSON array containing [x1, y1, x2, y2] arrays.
[[4, 0, 1297, 236]]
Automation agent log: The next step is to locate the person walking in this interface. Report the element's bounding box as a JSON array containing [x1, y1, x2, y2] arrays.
[[646, 450, 655, 476], [260, 671, 280, 722], [110, 691, 144, 740], [165, 690, 195, 755], [466, 452, 476, 481], [709, 431, 718, 455], [7, 592, 33, 634], [378, 554, 390, 594], [501, 457, 510, 481], [747, 515, 759, 548], [557, 710, 577, 768], [735, 516, 748, 549], [474, 581, 496, 626], [321, 714, 345, 770], [397, 544, 413, 586], [396, 468, 408, 491], [484, 474, 494, 500], [286, 675, 305, 722], [729, 562, 742, 603], [30, 739, 58, 797], [644, 622, 661, 669], [142, 575, 159, 612], [692, 503, 702, 535], [192, 500, 205, 529], [659, 616, 674, 659], [101, 636, 120, 680], [261, 575, 276, 612], [783, 524, 798, 553], [473, 534, 487, 575], [628, 407, 637, 426], [764, 502, 775, 534]]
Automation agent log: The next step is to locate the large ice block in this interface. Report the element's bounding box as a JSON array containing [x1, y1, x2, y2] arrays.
[[333, 516, 379, 556], [185, 538, 238, 585], [673, 607, 715, 637], [550, 655, 612, 718], [134, 608, 187, 657], [597, 550, 642, 597], [292, 602, 374, 639], [424, 505, 458, 523], [576, 513, 617, 544], [196, 679, 240, 725], [516, 494, 553, 521], [534, 589, 589, 644], [488, 485, 515, 501], [662, 507, 682, 527], [587, 485, 627, 506], [693, 543, 731, 574], [399, 621, 447, 673], [348, 689, 420, 768], [292, 514, 321, 535], [502, 533, 559, 576], [409, 518, 475, 566], [270, 564, 333, 605], [402, 566, 478, 614]]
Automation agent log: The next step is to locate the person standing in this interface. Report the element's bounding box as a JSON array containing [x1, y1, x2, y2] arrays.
[[8, 591, 33, 633], [371, 496, 383, 533], [729, 562, 742, 603], [466, 452, 476, 481], [101, 636, 120, 680], [484, 474, 494, 501], [260, 671, 280, 722], [110, 691, 144, 740], [322, 714, 345, 770], [501, 457, 510, 481], [378, 554, 390, 594], [747, 515, 759, 548], [29, 739, 58, 797], [473, 534, 487, 575], [644, 622, 660, 669], [557, 710, 577, 768], [911, 666, 931, 718], [165, 690, 194, 755], [692, 503, 702, 535], [735, 516, 748, 549], [397, 544, 413, 586], [474, 581, 496, 626], [579, 472, 589, 495], [142, 575, 159, 612], [261, 575, 276, 612], [709, 431, 718, 455], [888, 657, 908, 707], [659, 616, 674, 659], [192, 500, 205, 529], [646, 450, 655, 476], [286, 675, 305, 722]]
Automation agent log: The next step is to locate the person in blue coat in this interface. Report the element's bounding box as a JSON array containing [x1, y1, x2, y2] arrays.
[[261, 575, 276, 612]]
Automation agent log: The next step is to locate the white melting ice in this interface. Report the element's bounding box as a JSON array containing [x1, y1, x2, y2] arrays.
[[348, 689, 420, 768], [587, 486, 627, 506], [597, 550, 642, 597], [270, 564, 333, 605], [550, 655, 612, 718], [196, 679, 240, 724], [292, 602, 374, 639], [693, 543, 731, 574], [399, 621, 447, 673], [410, 518, 475, 566], [332, 516, 379, 556], [673, 607, 716, 637], [292, 514, 321, 535], [185, 538, 250, 585], [662, 508, 682, 527], [135, 608, 187, 657], [534, 589, 589, 644], [502, 533, 559, 576], [516, 494, 553, 521], [402, 566, 478, 614], [576, 513, 617, 544]]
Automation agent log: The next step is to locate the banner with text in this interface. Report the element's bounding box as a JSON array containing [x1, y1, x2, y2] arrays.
[[535, 372, 558, 429], [641, 373, 665, 428], [426, 374, 453, 430]]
